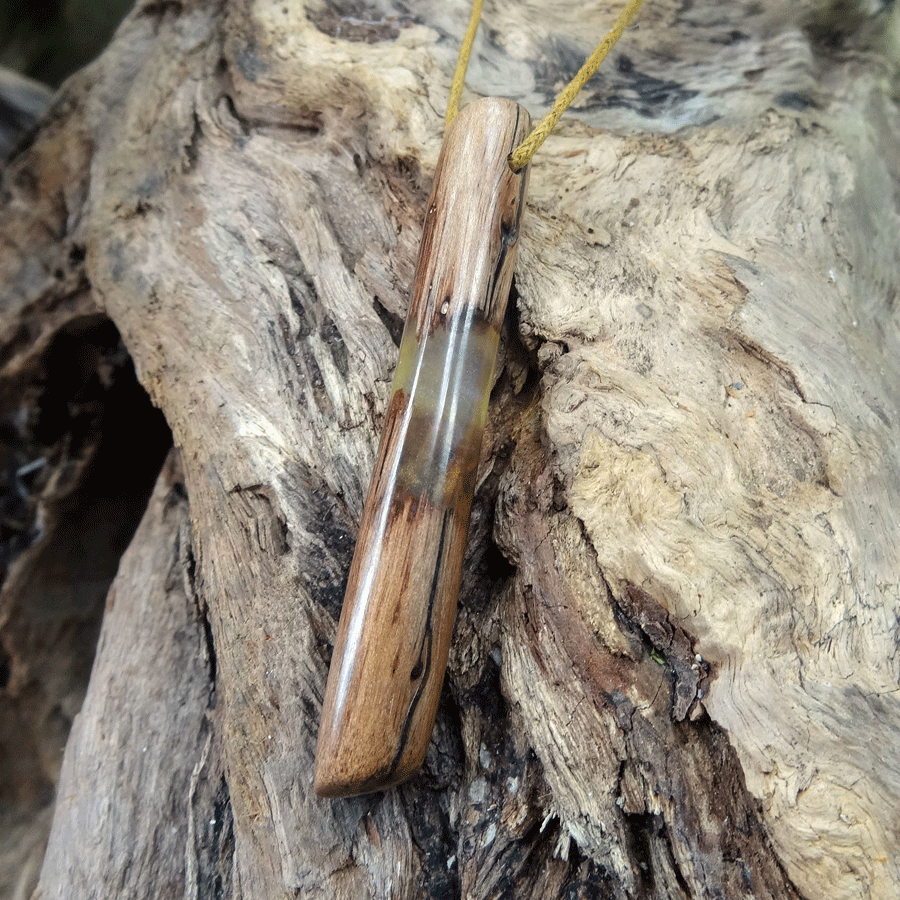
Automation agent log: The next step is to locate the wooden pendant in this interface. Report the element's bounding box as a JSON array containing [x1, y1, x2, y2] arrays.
[[314, 97, 531, 798]]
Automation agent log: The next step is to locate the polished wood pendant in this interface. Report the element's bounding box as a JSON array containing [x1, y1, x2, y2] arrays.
[[314, 97, 531, 798]]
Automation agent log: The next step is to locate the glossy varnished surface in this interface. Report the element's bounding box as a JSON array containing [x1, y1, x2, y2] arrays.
[[315, 98, 530, 797]]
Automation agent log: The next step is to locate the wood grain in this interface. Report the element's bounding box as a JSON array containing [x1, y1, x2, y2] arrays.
[[34, 452, 220, 899], [4, 2, 900, 897], [314, 97, 530, 798]]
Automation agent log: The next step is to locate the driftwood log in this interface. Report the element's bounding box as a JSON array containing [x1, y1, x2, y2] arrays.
[[1, 1, 899, 898]]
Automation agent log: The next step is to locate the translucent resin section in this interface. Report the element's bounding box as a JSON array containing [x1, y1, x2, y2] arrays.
[[390, 310, 500, 507]]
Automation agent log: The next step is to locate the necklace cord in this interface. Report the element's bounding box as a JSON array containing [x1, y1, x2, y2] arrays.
[[445, 0, 647, 171], [445, 0, 484, 128]]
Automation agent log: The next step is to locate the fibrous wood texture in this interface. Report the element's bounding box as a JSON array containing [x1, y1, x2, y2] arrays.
[[1, 1, 899, 899]]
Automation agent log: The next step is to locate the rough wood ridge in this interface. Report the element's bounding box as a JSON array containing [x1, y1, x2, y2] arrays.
[[0, 1, 898, 899]]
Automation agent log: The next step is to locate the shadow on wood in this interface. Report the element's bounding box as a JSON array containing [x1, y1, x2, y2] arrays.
[[1, 1, 899, 898]]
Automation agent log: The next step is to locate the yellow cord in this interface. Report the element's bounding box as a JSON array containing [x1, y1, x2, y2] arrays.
[[446, 0, 485, 128], [445, 0, 646, 168], [509, 0, 646, 171]]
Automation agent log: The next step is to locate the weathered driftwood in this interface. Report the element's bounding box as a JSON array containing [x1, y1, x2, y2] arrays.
[[35, 452, 227, 898], [1, 0, 899, 898]]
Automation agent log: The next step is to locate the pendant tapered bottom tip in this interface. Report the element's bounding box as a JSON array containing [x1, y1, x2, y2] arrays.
[[313, 754, 423, 799]]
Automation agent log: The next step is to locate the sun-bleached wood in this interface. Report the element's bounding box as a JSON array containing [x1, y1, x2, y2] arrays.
[[314, 98, 530, 798], [3, 2, 900, 899]]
